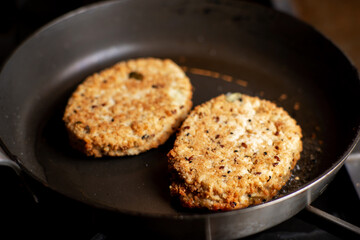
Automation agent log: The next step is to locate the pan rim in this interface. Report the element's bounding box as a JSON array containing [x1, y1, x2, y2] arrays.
[[1, 0, 360, 220], [0, 0, 123, 73]]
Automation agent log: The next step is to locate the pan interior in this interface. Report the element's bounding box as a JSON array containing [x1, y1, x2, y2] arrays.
[[0, 0, 359, 216], [34, 56, 328, 215]]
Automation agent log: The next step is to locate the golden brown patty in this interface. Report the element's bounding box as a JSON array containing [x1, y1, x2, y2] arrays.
[[63, 58, 193, 157], [168, 93, 302, 211]]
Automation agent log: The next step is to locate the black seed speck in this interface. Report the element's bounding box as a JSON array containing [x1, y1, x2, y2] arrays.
[[267, 176, 271, 182], [84, 125, 90, 133], [129, 71, 144, 80]]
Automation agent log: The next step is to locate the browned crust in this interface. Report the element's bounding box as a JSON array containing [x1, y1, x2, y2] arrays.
[[63, 58, 193, 157], [168, 94, 302, 211]]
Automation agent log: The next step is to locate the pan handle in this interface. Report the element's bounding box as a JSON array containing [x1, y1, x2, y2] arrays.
[[0, 146, 39, 203], [305, 152, 360, 236], [305, 204, 360, 235]]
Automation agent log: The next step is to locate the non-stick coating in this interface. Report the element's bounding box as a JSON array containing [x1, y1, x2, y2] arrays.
[[0, 0, 359, 220]]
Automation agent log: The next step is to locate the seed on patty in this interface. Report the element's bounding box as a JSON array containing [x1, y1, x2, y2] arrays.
[[128, 71, 144, 80]]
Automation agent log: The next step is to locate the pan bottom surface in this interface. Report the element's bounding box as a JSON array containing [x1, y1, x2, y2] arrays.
[[34, 53, 325, 215]]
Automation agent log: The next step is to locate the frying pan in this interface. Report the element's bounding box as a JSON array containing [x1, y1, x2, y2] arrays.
[[1, 0, 360, 239]]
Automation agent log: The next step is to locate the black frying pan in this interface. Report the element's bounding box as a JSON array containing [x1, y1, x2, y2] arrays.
[[1, 0, 360, 239]]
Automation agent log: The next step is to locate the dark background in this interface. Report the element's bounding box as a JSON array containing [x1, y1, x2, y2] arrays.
[[0, 0, 103, 66]]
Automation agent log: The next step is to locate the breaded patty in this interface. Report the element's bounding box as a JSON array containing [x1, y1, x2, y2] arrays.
[[168, 93, 302, 211], [63, 58, 192, 157]]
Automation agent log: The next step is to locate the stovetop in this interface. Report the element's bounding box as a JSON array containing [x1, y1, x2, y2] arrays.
[[1, 1, 359, 239], [1, 155, 359, 240]]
